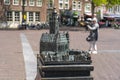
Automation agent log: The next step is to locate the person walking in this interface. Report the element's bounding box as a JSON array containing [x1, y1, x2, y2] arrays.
[[86, 18, 99, 54]]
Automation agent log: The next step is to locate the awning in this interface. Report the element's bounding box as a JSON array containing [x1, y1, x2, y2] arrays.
[[104, 14, 120, 18], [73, 11, 79, 18]]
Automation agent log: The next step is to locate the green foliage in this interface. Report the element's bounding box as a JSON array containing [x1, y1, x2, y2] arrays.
[[92, 0, 107, 6], [92, 0, 120, 7], [106, 0, 120, 8]]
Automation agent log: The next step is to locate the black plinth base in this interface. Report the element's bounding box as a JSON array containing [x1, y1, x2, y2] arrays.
[[41, 76, 93, 80]]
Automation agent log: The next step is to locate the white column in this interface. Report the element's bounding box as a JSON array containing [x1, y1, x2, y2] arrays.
[[100, 6, 103, 19], [12, 11, 15, 23], [20, 12, 22, 23], [27, 12, 29, 23], [33, 12, 35, 23]]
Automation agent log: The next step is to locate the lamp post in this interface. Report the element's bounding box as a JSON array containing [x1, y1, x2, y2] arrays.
[[22, 0, 26, 29], [91, 0, 94, 17], [22, 0, 25, 23]]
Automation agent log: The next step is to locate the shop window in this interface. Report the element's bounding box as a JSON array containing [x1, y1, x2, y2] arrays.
[[7, 11, 12, 21], [35, 12, 40, 21], [15, 12, 20, 21], [29, 12, 33, 21]]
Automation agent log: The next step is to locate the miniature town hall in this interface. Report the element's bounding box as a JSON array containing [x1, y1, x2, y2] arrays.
[[37, 8, 94, 80]]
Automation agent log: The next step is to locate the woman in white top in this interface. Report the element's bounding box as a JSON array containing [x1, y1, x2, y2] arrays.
[[87, 18, 99, 54]]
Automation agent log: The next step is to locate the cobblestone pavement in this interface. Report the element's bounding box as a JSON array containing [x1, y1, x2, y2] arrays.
[[0, 28, 120, 80]]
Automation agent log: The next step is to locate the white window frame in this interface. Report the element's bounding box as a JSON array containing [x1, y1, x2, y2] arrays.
[[4, 0, 10, 5], [65, 0, 69, 3], [15, 12, 20, 21], [59, 0, 63, 9], [85, 3, 91, 13], [29, 0, 35, 6], [29, 12, 33, 21], [78, 1, 81, 11], [35, 12, 40, 21], [48, 0, 54, 8], [65, 3, 69, 9], [72, 1, 77, 10], [7, 11, 12, 21], [36, 0, 42, 7], [64, 0, 69, 9], [13, 0, 19, 5]]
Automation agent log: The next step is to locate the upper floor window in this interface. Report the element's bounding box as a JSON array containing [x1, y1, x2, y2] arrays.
[[65, 4, 69, 9], [48, 0, 54, 8], [4, 0, 10, 5], [64, 0, 69, 9], [59, 0, 63, 9], [85, 3, 91, 12], [65, 0, 69, 3], [29, 0, 35, 6], [59, 0, 63, 2], [59, 3, 63, 9], [13, 0, 19, 5], [72, 1, 77, 10], [36, 0, 42, 7], [78, 1, 81, 10]]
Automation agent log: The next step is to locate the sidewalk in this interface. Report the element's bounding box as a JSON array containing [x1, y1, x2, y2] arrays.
[[0, 31, 25, 80]]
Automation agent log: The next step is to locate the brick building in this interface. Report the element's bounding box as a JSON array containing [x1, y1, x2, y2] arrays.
[[0, 0, 91, 25]]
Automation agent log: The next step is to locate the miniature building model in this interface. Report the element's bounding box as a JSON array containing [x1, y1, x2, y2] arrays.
[[37, 8, 94, 80]]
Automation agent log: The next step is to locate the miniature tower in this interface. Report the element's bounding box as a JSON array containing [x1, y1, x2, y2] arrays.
[[49, 7, 59, 34]]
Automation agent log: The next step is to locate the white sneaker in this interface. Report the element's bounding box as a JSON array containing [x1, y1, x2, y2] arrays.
[[88, 50, 92, 54], [92, 51, 98, 54]]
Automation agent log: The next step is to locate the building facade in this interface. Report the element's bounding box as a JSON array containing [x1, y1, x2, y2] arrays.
[[0, 0, 47, 25], [0, 0, 91, 25]]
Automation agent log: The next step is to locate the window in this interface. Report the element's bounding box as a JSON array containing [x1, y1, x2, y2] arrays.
[[7, 11, 12, 21], [85, 3, 91, 12], [65, 0, 68, 3], [59, 0, 63, 9], [13, 0, 19, 5], [15, 12, 20, 21], [119, 6, 120, 12], [78, 1, 81, 10], [29, 12, 33, 21], [4, 0, 10, 5], [29, 0, 34, 6], [36, 0, 42, 7], [48, 0, 54, 8], [65, 4, 69, 9], [64, 0, 69, 9], [59, 0, 63, 2], [72, 1, 77, 10], [35, 12, 40, 21]]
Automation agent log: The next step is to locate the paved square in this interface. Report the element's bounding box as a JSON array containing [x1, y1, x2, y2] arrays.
[[0, 28, 120, 80]]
